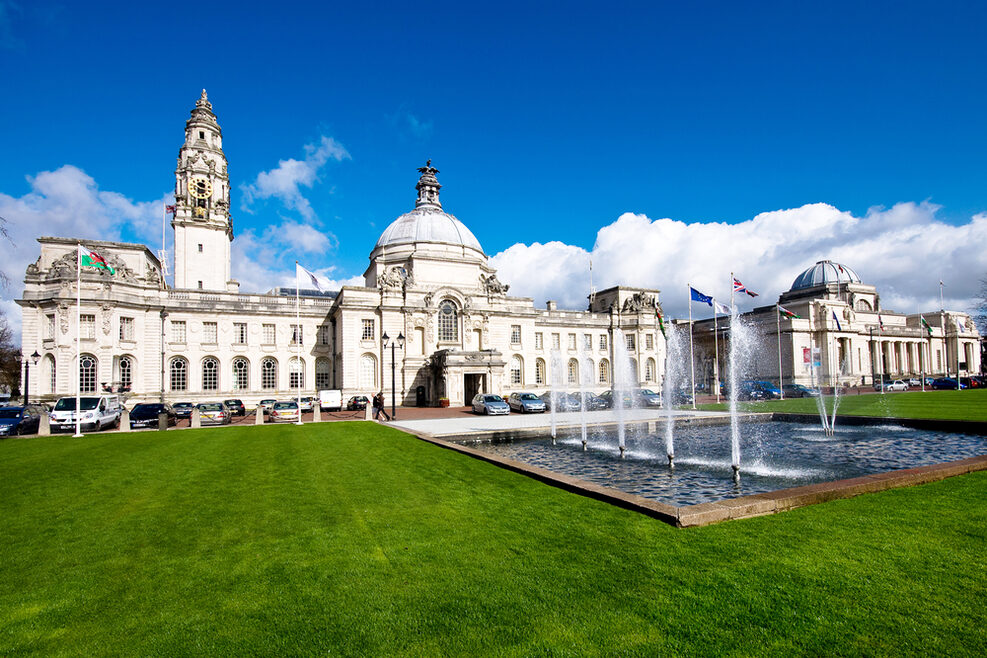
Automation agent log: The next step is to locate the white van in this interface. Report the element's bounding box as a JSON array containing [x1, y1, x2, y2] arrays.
[[50, 395, 123, 432], [319, 389, 342, 412]]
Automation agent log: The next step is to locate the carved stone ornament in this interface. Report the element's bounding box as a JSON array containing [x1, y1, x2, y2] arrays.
[[100, 304, 113, 335], [843, 307, 855, 323], [966, 318, 975, 332], [58, 303, 70, 335], [462, 295, 473, 319], [480, 273, 509, 296], [622, 292, 656, 313], [423, 291, 435, 308], [377, 265, 409, 290], [25, 258, 40, 276]]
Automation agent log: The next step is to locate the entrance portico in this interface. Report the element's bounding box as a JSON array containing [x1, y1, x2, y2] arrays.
[[430, 349, 506, 406]]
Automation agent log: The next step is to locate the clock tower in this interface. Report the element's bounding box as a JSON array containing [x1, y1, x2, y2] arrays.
[[172, 89, 237, 291]]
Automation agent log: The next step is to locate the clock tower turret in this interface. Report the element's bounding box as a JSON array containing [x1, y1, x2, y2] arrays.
[[172, 89, 237, 291]]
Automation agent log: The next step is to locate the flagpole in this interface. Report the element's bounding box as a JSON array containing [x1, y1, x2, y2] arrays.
[[777, 306, 784, 400], [713, 300, 720, 404], [688, 283, 696, 410], [295, 262, 303, 425], [75, 245, 82, 437]]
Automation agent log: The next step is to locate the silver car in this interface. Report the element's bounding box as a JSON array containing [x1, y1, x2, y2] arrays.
[[508, 392, 547, 413], [472, 394, 510, 415]]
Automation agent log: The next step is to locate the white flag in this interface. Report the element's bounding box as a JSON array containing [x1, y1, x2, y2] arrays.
[[714, 300, 732, 315], [296, 263, 324, 292]]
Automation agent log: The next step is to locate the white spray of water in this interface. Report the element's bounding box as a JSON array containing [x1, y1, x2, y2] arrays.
[[663, 326, 685, 465], [728, 310, 757, 474], [612, 328, 633, 455], [548, 349, 563, 440]]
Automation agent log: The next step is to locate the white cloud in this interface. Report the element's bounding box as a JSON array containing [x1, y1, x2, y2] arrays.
[[0, 165, 170, 338], [490, 202, 987, 321], [230, 227, 361, 295], [240, 135, 350, 221]]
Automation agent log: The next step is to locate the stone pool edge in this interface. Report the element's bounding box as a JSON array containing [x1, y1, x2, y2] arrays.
[[398, 415, 987, 528]]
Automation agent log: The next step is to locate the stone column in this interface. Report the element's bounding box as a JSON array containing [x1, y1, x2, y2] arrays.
[[313, 405, 321, 423], [38, 414, 50, 436], [255, 406, 264, 425], [191, 408, 201, 428], [120, 408, 131, 432], [158, 412, 168, 431]]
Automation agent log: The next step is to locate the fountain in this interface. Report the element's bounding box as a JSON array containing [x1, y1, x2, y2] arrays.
[[612, 328, 634, 458], [662, 325, 686, 469], [578, 342, 592, 450], [548, 349, 563, 443], [727, 309, 757, 482]]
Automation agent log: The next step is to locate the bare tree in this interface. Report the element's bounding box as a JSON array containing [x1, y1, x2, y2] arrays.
[[0, 309, 19, 397]]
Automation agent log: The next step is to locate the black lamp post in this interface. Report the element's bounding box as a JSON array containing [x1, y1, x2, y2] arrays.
[[382, 331, 405, 420], [23, 350, 40, 405]]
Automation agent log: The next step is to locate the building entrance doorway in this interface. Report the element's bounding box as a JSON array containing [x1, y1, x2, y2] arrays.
[[464, 373, 485, 406]]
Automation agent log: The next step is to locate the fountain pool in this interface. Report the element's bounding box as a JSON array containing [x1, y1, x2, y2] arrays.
[[467, 420, 987, 507]]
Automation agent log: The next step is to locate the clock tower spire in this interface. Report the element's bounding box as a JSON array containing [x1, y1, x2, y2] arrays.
[[172, 89, 237, 291]]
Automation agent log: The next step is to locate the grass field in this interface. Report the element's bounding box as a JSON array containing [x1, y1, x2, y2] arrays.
[[697, 388, 987, 422], [1, 423, 986, 656]]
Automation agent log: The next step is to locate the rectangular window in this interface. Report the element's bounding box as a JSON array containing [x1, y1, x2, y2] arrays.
[[290, 324, 303, 345], [203, 321, 217, 344], [568, 333, 576, 350], [535, 332, 543, 350], [626, 334, 636, 351], [234, 322, 247, 345], [197, 281, 203, 290], [583, 334, 592, 350], [510, 325, 521, 345], [46, 313, 55, 339], [197, 244, 203, 253], [646, 334, 654, 350], [80, 314, 95, 339], [552, 333, 560, 350], [263, 324, 276, 344], [119, 316, 134, 341], [600, 334, 608, 351], [318, 325, 330, 345], [362, 319, 375, 340], [171, 320, 186, 343]]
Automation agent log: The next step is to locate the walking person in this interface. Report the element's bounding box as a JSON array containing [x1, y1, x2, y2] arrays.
[[373, 391, 390, 421]]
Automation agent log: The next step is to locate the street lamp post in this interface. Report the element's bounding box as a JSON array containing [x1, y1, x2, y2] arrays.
[[23, 350, 40, 405], [159, 309, 169, 403], [382, 332, 405, 420]]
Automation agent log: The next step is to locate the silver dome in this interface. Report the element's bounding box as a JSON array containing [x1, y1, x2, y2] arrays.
[[374, 207, 483, 252], [790, 260, 860, 291]]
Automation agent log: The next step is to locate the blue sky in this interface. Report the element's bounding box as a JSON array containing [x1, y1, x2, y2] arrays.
[[2, 0, 986, 331]]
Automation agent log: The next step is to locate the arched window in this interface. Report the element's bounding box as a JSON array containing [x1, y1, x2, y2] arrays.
[[599, 359, 610, 385], [629, 358, 638, 383], [79, 354, 98, 393], [232, 358, 249, 391], [119, 356, 133, 390], [855, 298, 873, 311], [315, 357, 330, 390], [289, 357, 305, 390], [360, 354, 377, 390], [568, 358, 579, 385], [583, 359, 595, 386], [510, 355, 523, 385], [645, 358, 656, 382], [169, 358, 188, 392], [202, 357, 219, 391], [535, 358, 546, 385], [261, 358, 277, 390], [43, 354, 56, 394], [438, 300, 458, 342]]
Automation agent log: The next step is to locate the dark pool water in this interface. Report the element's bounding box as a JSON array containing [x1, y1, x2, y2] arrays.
[[467, 421, 987, 506]]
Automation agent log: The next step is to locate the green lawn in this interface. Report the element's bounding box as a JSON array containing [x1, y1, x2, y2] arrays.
[[1, 423, 985, 656], [698, 388, 987, 422]]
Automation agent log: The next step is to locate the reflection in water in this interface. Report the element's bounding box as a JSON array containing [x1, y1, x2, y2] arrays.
[[469, 422, 986, 507]]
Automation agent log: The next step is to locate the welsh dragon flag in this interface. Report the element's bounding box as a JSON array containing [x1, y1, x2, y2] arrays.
[[920, 315, 933, 336], [79, 245, 115, 275], [777, 304, 799, 319], [655, 308, 667, 338]]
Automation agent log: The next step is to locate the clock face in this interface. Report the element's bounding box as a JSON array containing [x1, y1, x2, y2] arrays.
[[189, 178, 213, 199]]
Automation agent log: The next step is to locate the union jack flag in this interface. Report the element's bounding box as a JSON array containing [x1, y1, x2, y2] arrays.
[[733, 277, 758, 297], [165, 205, 176, 213]]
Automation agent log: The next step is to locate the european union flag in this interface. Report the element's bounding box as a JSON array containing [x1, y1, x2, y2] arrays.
[[690, 287, 712, 307]]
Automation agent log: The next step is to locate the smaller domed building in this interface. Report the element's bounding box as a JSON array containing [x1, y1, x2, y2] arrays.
[[689, 260, 981, 390]]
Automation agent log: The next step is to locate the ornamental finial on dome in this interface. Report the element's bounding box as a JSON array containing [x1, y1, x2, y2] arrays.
[[415, 159, 442, 209], [193, 89, 213, 114]]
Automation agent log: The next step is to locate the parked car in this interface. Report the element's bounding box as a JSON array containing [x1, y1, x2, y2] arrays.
[[885, 380, 909, 392], [196, 402, 232, 425], [299, 396, 315, 412], [666, 388, 695, 406], [595, 390, 635, 409], [0, 405, 44, 436], [173, 402, 196, 419], [906, 378, 922, 388], [931, 377, 966, 390], [540, 391, 581, 412], [49, 395, 122, 432], [782, 384, 820, 398], [742, 380, 782, 399], [472, 393, 510, 415], [507, 392, 547, 413], [223, 399, 246, 416], [960, 376, 984, 389], [346, 395, 369, 411], [270, 401, 300, 422], [633, 388, 662, 407], [579, 392, 610, 410], [129, 403, 177, 429], [258, 398, 278, 415]]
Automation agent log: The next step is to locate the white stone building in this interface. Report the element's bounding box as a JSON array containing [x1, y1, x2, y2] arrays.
[[688, 261, 982, 390], [17, 93, 668, 407]]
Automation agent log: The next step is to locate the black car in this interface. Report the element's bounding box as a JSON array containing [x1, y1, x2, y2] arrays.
[[173, 402, 195, 419], [595, 390, 635, 409], [129, 403, 178, 429], [0, 405, 44, 436], [347, 395, 369, 411], [223, 399, 246, 416]]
